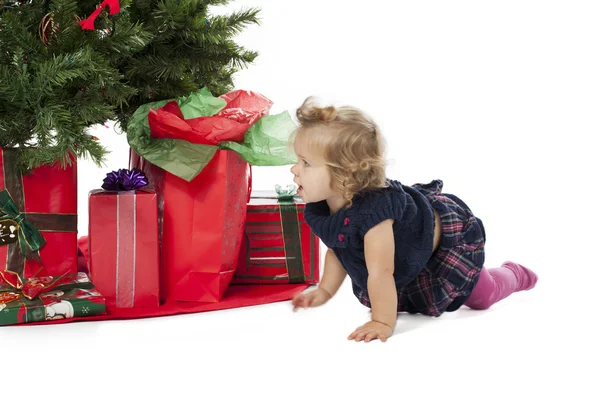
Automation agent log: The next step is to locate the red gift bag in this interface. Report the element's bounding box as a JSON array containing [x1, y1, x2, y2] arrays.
[[130, 149, 251, 303], [0, 148, 77, 278]]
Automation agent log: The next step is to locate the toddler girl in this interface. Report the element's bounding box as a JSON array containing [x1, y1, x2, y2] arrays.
[[290, 97, 538, 342]]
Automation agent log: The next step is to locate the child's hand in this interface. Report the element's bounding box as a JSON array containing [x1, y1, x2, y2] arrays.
[[291, 288, 332, 311], [348, 321, 393, 342]]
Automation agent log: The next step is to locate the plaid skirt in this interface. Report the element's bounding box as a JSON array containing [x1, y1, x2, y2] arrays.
[[352, 180, 486, 317]]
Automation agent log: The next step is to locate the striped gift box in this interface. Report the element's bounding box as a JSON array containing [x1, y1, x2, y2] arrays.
[[232, 190, 320, 284]]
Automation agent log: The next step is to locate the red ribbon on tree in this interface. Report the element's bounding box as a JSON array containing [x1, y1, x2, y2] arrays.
[[79, 0, 121, 31]]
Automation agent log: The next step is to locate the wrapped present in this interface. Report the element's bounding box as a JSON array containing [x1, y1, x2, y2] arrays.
[[88, 169, 160, 308], [0, 271, 106, 326], [0, 148, 77, 279], [232, 186, 320, 284], [127, 88, 297, 303]]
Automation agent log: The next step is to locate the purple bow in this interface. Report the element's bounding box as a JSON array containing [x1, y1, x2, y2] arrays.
[[102, 169, 149, 191]]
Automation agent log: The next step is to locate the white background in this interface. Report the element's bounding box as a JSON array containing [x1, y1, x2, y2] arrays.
[[2, 1, 599, 399]]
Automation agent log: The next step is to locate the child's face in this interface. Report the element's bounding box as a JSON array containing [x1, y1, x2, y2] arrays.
[[290, 136, 337, 204]]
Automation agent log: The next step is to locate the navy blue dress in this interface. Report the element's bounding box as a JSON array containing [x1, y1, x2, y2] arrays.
[[304, 179, 486, 317]]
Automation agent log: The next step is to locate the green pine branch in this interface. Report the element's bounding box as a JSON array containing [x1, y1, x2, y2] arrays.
[[1, 0, 261, 170]]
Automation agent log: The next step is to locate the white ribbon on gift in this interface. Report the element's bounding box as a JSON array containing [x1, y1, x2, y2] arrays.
[[115, 191, 136, 308]]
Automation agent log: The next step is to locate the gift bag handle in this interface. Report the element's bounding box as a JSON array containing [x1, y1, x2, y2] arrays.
[[247, 164, 253, 203]]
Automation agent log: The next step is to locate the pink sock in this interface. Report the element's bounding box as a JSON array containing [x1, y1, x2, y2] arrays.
[[465, 261, 538, 310]]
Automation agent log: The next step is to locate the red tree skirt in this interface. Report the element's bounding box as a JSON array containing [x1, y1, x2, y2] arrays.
[[13, 237, 310, 326], [26, 284, 308, 326]]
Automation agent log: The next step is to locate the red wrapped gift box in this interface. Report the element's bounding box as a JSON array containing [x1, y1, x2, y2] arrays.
[[232, 190, 320, 285], [88, 189, 160, 308], [130, 149, 250, 303], [0, 148, 77, 278]]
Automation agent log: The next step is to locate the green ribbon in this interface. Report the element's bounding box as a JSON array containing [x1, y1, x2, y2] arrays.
[[275, 184, 298, 200], [273, 184, 305, 283], [0, 190, 46, 262]]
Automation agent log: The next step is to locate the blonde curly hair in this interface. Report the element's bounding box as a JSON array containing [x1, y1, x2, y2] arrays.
[[291, 96, 388, 207]]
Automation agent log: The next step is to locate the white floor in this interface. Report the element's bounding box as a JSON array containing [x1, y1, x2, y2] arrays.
[[1, 245, 596, 399]]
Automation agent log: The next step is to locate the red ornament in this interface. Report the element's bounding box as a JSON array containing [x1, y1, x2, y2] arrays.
[[39, 13, 55, 46], [79, 0, 121, 31]]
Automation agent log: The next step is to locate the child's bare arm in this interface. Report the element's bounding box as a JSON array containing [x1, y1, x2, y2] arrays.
[[348, 219, 397, 342], [364, 219, 397, 328], [318, 248, 347, 298], [292, 248, 346, 310]]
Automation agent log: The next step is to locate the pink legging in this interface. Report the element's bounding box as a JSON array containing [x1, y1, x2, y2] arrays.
[[464, 261, 538, 310]]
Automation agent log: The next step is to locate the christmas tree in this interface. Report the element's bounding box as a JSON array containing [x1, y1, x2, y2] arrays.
[[0, 0, 260, 170]]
